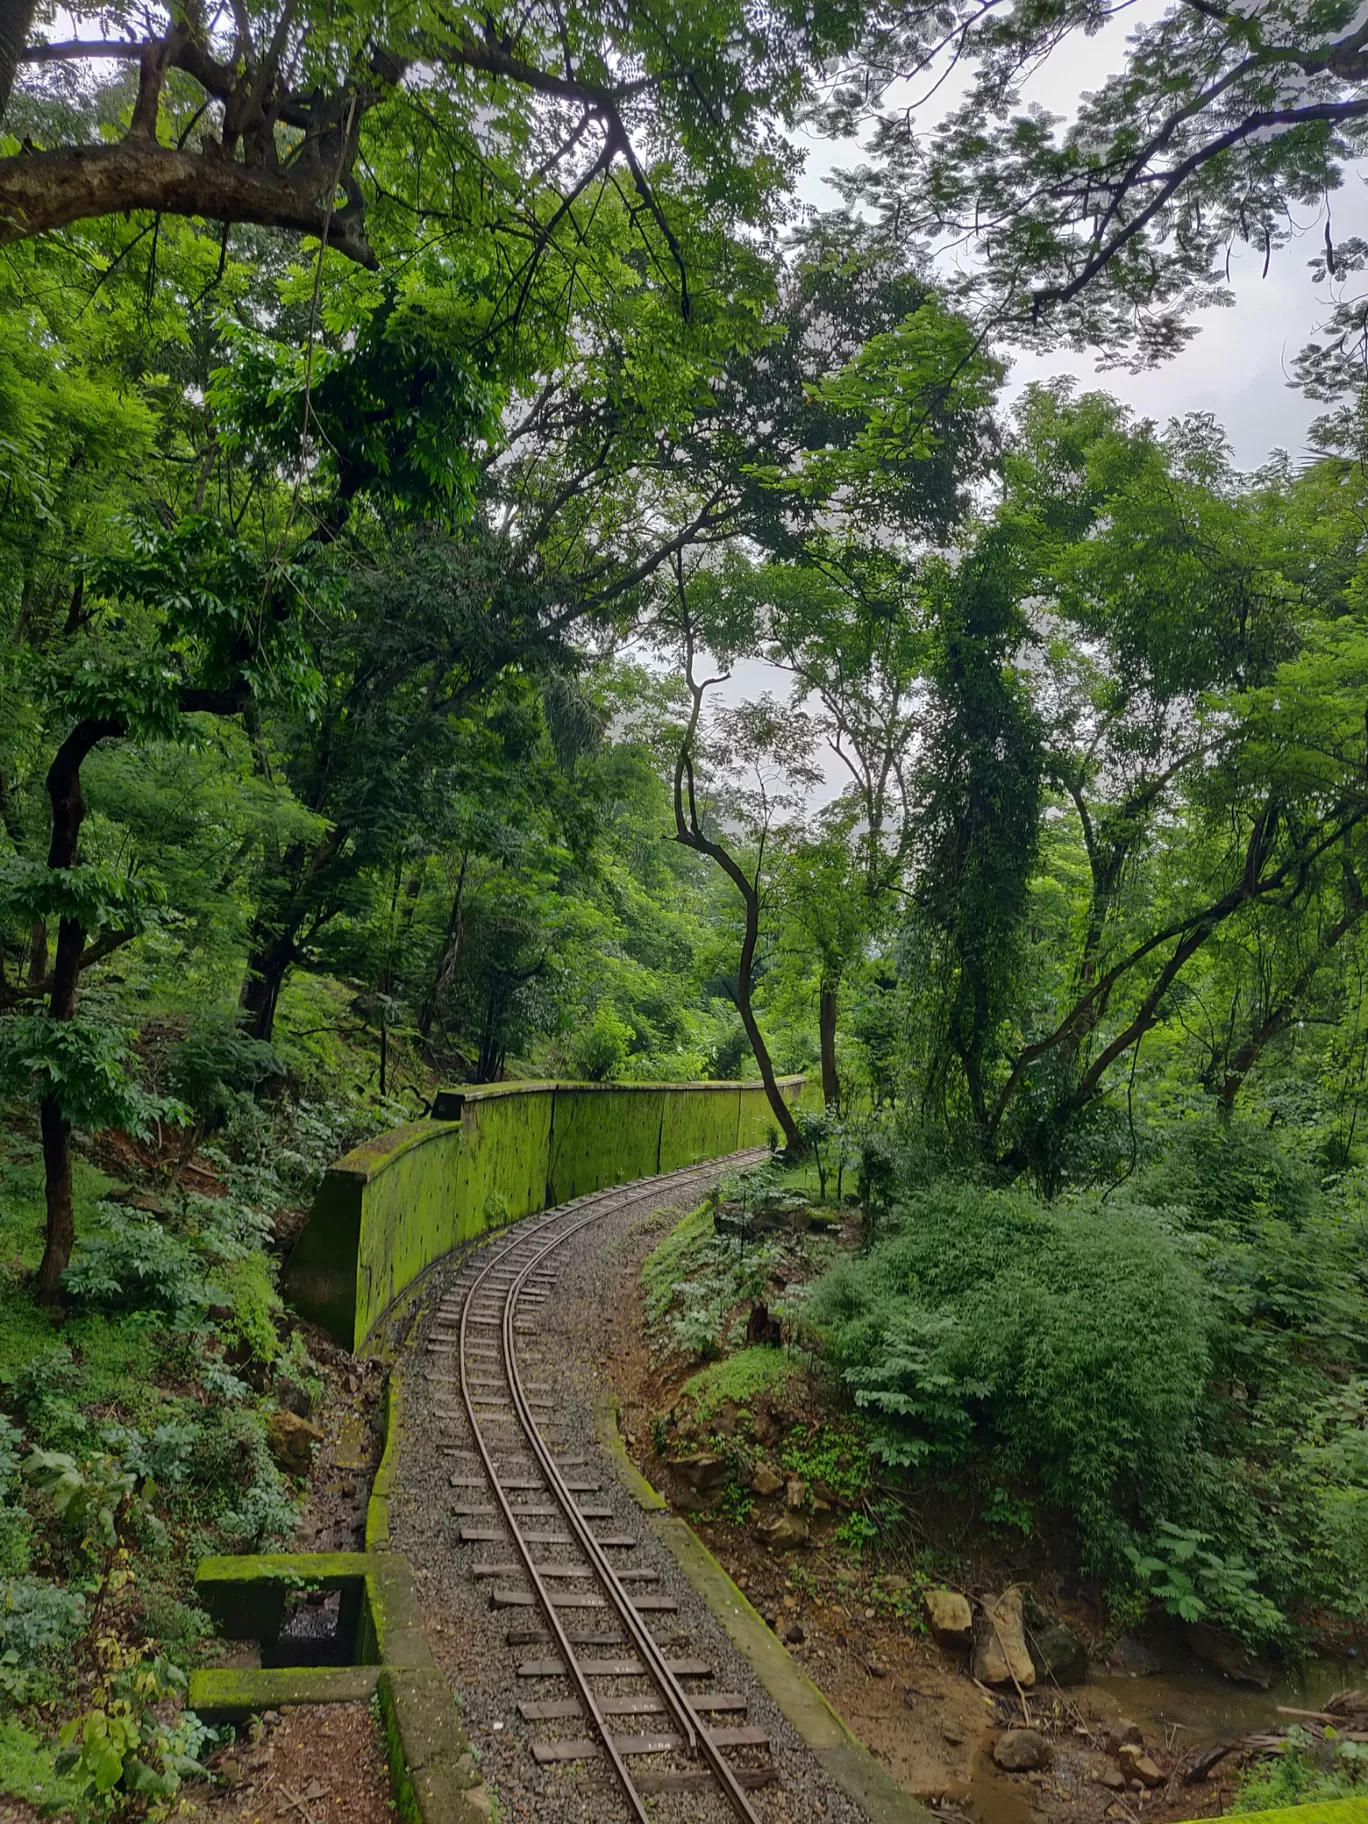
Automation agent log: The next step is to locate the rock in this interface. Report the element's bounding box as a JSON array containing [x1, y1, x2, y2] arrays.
[[924, 1588, 974, 1651], [751, 1464, 783, 1497], [671, 1452, 729, 1490], [1105, 1720, 1144, 1756], [942, 1728, 964, 1746], [1098, 1767, 1127, 1792], [1119, 1744, 1165, 1788], [1184, 1622, 1273, 1690], [756, 1510, 808, 1551], [1105, 1633, 1161, 1677], [992, 1730, 1052, 1773], [274, 1376, 315, 1419], [972, 1589, 1036, 1690], [1031, 1620, 1089, 1686], [784, 1623, 805, 1645], [785, 1477, 807, 1511], [266, 1408, 324, 1476], [861, 1653, 890, 1678], [106, 1187, 173, 1218]]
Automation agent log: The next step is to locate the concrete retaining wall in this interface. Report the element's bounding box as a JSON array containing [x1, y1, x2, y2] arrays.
[[283, 1077, 805, 1350]]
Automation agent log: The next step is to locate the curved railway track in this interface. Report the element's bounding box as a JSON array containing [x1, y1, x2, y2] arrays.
[[421, 1157, 775, 1822]]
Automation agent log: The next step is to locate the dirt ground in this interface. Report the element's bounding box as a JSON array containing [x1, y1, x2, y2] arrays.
[[201, 1703, 395, 1824], [598, 1212, 1250, 1824]]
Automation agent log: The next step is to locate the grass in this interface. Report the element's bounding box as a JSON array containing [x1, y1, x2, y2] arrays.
[[0, 1146, 168, 1418], [678, 1346, 795, 1419], [0, 1719, 82, 1814], [641, 1203, 714, 1324]]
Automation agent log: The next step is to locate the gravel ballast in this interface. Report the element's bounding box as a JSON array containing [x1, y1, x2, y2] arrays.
[[387, 1159, 875, 1824]]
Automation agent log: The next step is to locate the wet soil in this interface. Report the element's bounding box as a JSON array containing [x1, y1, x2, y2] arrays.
[[600, 1203, 1365, 1824], [202, 1702, 395, 1824]]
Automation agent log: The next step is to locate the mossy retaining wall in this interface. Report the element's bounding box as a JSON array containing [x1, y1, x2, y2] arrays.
[[284, 1076, 806, 1350]]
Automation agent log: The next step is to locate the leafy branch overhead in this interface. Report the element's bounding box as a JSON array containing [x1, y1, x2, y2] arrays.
[[821, 0, 1368, 361], [2, 0, 862, 299]]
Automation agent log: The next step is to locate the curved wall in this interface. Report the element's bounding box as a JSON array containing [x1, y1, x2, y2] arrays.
[[283, 1077, 805, 1349]]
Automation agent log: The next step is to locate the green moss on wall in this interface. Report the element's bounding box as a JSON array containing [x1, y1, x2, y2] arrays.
[[283, 1076, 806, 1350], [547, 1086, 665, 1204], [657, 1085, 743, 1173]]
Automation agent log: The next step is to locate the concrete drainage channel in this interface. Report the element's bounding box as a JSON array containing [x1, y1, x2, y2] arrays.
[[190, 1157, 929, 1824]]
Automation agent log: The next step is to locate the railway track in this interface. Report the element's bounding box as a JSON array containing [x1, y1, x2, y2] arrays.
[[421, 1156, 776, 1822]]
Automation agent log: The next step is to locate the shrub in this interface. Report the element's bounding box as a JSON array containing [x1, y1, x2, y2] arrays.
[[808, 1182, 1211, 1579], [1232, 1728, 1368, 1812], [1139, 1117, 1321, 1236], [62, 1210, 215, 1322]]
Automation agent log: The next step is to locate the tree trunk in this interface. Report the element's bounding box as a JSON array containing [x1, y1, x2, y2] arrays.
[[819, 980, 839, 1113], [730, 878, 802, 1152], [238, 939, 292, 1043], [33, 715, 121, 1299], [34, 1093, 73, 1298], [0, 0, 38, 129], [418, 854, 467, 1042]]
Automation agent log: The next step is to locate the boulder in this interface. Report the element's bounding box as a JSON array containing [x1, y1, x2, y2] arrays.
[[267, 1409, 324, 1477], [785, 1477, 807, 1511], [1184, 1622, 1273, 1690], [1104, 1720, 1143, 1756], [1031, 1620, 1089, 1686], [972, 1589, 1036, 1690], [756, 1510, 808, 1551], [992, 1730, 1052, 1773], [273, 1376, 314, 1419], [671, 1452, 729, 1490], [923, 1588, 974, 1652], [750, 1463, 783, 1497], [1118, 1744, 1164, 1789], [1098, 1768, 1127, 1792], [1105, 1634, 1161, 1677]]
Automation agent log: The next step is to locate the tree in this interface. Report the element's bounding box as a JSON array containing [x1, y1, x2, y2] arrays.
[[0, 518, 320, 1294], [896, 386, 1368, 1185], [667, 592, 819, 1152], [3, 0, 859, 279], [821, 0, 1368, 360]]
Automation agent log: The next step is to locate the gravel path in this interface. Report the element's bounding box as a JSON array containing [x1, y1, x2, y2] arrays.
[[387, 1159, 873, 1824]]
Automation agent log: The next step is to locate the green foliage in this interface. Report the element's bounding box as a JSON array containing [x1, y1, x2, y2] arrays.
[[810, 1182, 1211, 1576], [56, 1648, 213, 1821], [778, 1421, 872, 1508], [62, 1210, 216, 1322], [1232, 1728, 1368, 1814], [1125, 1523, 1285, 1642]]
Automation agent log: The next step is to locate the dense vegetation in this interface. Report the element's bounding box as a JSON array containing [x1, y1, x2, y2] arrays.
[[6, 0, 1368, 1809]]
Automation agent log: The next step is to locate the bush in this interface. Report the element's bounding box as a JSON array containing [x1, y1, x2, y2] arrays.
[[1231, 1728, 1368, 1812], [62, 1210, 215, 1322], [1139, 1117, 1321, 1236], [808, 1182, 1212, 1579]]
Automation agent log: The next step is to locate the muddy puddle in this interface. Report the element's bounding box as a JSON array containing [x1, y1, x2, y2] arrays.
[[906, 1654, 1368, 1824], [1087, 1655, 1365, 1753]]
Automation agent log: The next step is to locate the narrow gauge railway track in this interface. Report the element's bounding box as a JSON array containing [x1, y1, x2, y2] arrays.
[[422, 1157, 775, 1823]]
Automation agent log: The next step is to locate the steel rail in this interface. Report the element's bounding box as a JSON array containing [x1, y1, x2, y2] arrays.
[[456, 1160, 758, 1823], [458, 1192, 652, 1822], [501, 1167, 769, 1824]]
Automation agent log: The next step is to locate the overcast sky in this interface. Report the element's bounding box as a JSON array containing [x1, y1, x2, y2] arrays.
[[791, 8, 1367, 473]]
